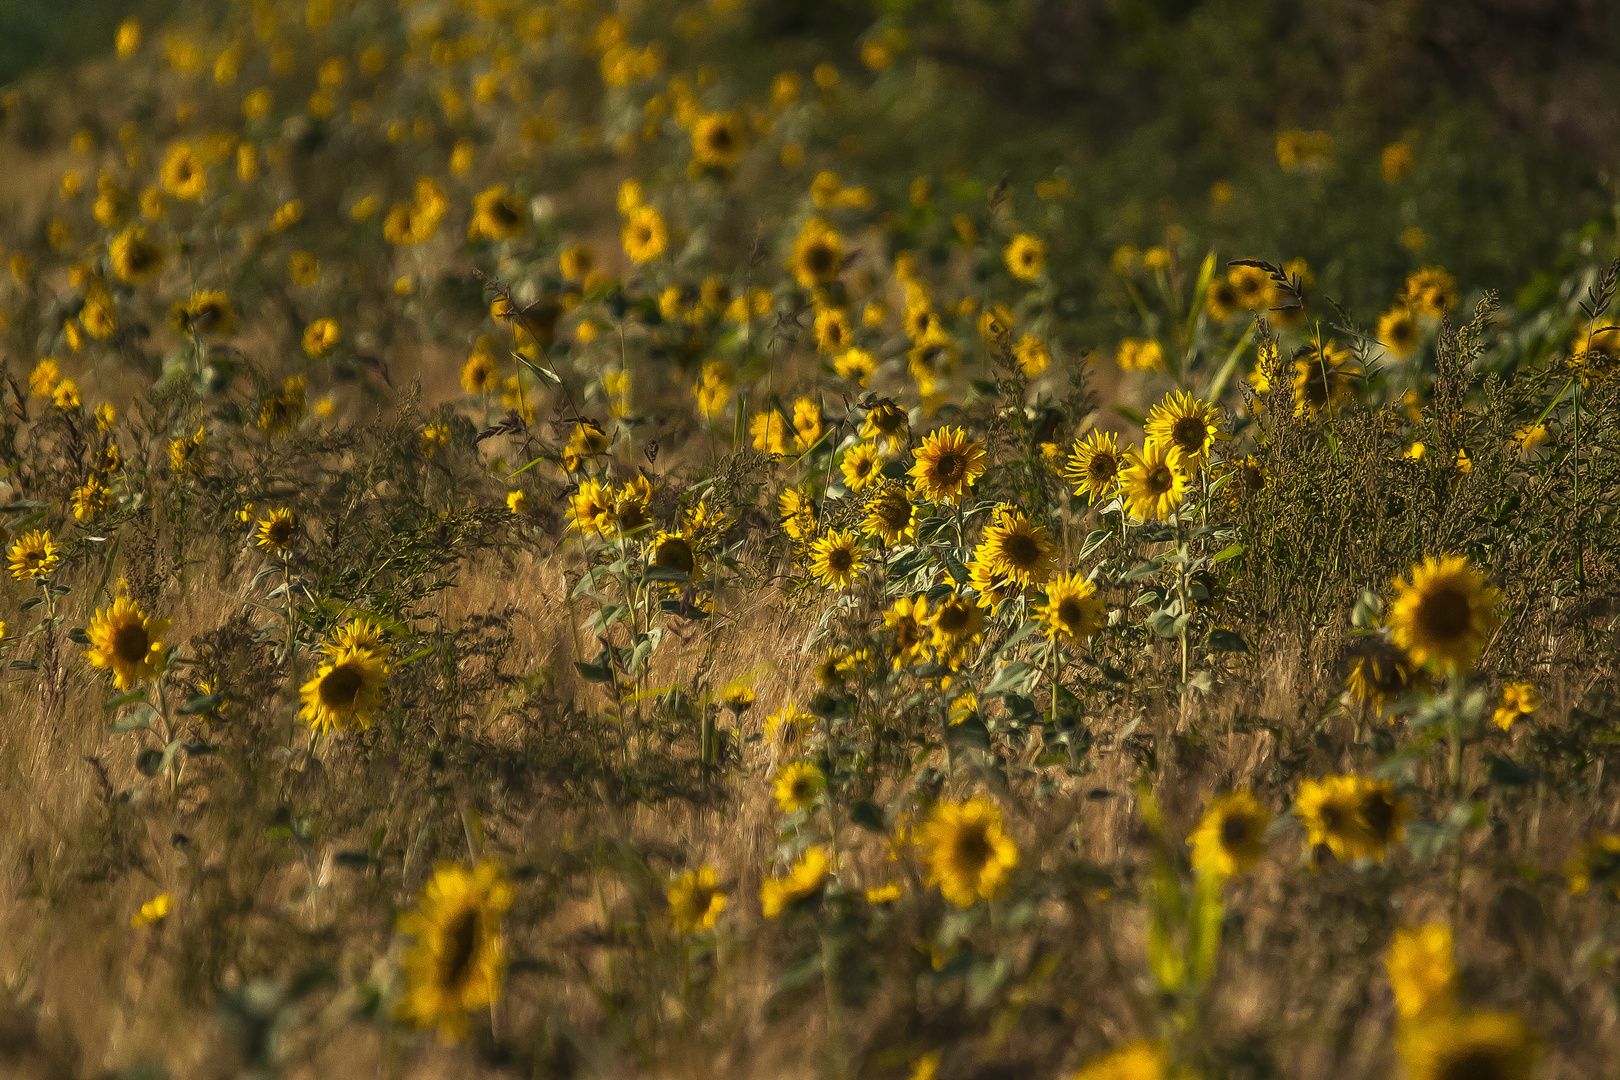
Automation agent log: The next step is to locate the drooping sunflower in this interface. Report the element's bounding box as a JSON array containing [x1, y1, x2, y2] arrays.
[[1344, 636, 1421, 710], [622, 205, 668, 264], [921, 798, 1019, 909], [168, 290, 236, 337], [691, 111, 746, 169], [605, 477, 653, 539], [84, 596, 171, 689], [467, 184, 527, 241], [840, 442, 884, 492], [255, 508, 301, 552], [110, 225, 165, 283], [929, 594, 986, 654], [1065, 431, 1125, 502], [1037, 573, 1106, 646], [1002, 234, 1045, 282], [760, 845, 829, 919], [1378, 307, 1420, 359], [1294, 774, 1411, 864], [909, 427, 987, 504], [978, 508, 1056, 587], [298, 646, 388, 734], [1387, 924, 1455, 1021], [396, 860, 515, 1044], [861, 484, 919, 545], [1292, 341, 1362, 418], [791, 218, 844, 289], [1398, 1011, 1536, 1080], [1119, 440, 1188, 522], [667, 866, 727, 934], [1144, 389, 1225, 469], [1187, 790, 1272, 880], [1070, 1041, 1168, 1080], [772, 760, 825, 814], [8, 530, 59, 580], [1387, 555, 1501, 674], [809, 528, 866, 589]]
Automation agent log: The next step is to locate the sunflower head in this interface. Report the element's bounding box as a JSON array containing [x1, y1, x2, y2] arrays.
[[256, 508, 301, 552], [298, 646, 388, 734], [692, 112, 746, 169], [1398, 1010, 1536, 1080], [667, 866, 727, 934], [396, 860, 515, 1043], [978, 508, 1056, 587], [1387, 555, 1500, 674], [921, 798, 1019, 908], [808, 528, 865, 590], [1120, 439, 1187, 522], [1344, 636, 1420, 710], [772, 760, 825, 814], [909, 427, 987, 505], [8, 530, 60, 581], [1064, 431, 1124, 502], [85, 596, 171, 689], [1038, 573, 1105, 645], [791, 218, 843, 288], [1188, 790, 1271, 879], [1144, 389, 1225, 468]]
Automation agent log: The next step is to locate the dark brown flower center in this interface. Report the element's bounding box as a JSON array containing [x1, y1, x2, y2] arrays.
[[954, 824, 992, 868], [1001, 532, 1040, 567], [1172, 416, 1208, 453], [319, 663, 364, 710], [438, 908, 482, 991], [932, 453, 961, 482], [1147, 466, 1173, 495], [1416, 585, 1471, 642], [112, 622, 150, 665], [1221, 814, 1251, 847]]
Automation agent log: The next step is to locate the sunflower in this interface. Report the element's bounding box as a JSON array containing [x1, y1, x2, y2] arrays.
[[691, 111, 746, 169], [71, 475, 111, 521], [1344, 637, 1420, 710], [160, 143, 206, 200], [1492, 681, 1540, 731], [1037, 573, 1106, 645], [779, 486, 818, 540], [605, 478, 653, 539], [110, 226, 165, 283], [1205, 276, 1240, 322], [1013, 334, 1050, 377], [288, 251, 320, 286], [1397, 267, 1459, 318], [667, 866, 727, 933], [1116, 337, 1165, 372], [1065, 431, 1125, 502], [302, 317, 340, 357], [978, 508, 1056, 586], [809, 528, 865, 589], [84, 596, 171, 689], [8, 530, 59, 580], [622, 205, 668, 264], [467, 184, 526, 241], [168, 290, 236, 336], [396, 860, 515, 1043], [459, 345, 501, 395], [1398, 1011, 1536, 1080], [882, 595, 931, 670], [1294, 774, 1411, 864], [1387, 555, 1501, 674], [1187, 791, 1271, 879], [258, 376, 307, 436], [721, 684, 755, 715], [968, 555, 1015, 611], [921, 798, 1019, 908], [861, 484, 919, 545], [1070, 1041, 1168, 1080], [773, 760, 825, 814], [841, 442, 883, 492], [909, 427, 987, 504], [1144, 389, 1225, 469], [750, 410, 788, 454], [298, 646, 388, 734], [1119, 440, 1188, 522], [1292, 341, 1361, 418], [1003, 234, 1045, 282], [760, 845, 829, 919], [766, 701, 817, 747], [255, 508, 301, 552], [562, 421, 610, 471], [1387, 924, 1455, 1020], [558, 244, 592, 281], [323, 617, 389, 658], [930, 594, 986, 654], [813, 307, 852, 354], [791, 218, 844, 289], [1228, 264, 1270, 309], [168, 426, 207, 473], [1378, 307, 1420, 359], [834, 347, 877, 386], [791, 397, 823, 449], [861, 401, 910, 451]]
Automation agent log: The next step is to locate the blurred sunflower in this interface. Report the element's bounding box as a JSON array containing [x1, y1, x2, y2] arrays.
[[791, 218, 843, 289], [298, 646, 388, 734], [396, 860, 515, 1043], [691, 111, 746, 170], [651, 531, 698, 577], [667, 867, 726, 933], [160, 143, 206, 200], [882, 595, 931, 670], [1188, 791, 1271, 879], [1387, 924, 1455, 1020], [930, 594, 986, 653], [813, 307, 852, 354], [325, 618, 389, 658], [772, 760, 825, 814], [110, 226, 165, 283], [861, 401, 910, 451], [760, 845, 829, 919], [1492, 681, 1540, 731], [1070, 1042, 1167, 1080], [1378, 307, 1420, 358], [622, 205, 668, 264], [1295, 774, 1410, 863], [1398, 267, 1458, 318], [302, 318, 340, 357], [909, 427, 987, 504], [168, 290, 235, 337], [468, 184, 527, 241], [71, 475, 111, 522], [1003, 234, 1045, 282], [921, 798, 1019, 908], [1398, 1011, 1536, 1080], [1344, 637, 1420, 710], [460, 342, 501, 394], [84, 596, 170, 688], [1292, 342, 1361, 418], [1387, 555, 1500, 674]]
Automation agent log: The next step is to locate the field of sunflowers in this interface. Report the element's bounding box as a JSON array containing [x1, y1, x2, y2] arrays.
[[2, 1, 1620, 1077]]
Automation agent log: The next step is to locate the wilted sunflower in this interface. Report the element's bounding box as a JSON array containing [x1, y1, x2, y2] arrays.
[[298, 646, 387, 734], [921, 798, 1019, 908], [691, 112, 746, 169], [929, 594, 986, 654], [840, 442, 883, 492], [258, 375, 307, 436], [909, 427, 987, 504], [773, 760, 825, 814], [396, 860, 515, 1044], [1387, 555, 1501, 674], [1003, 234, 1045, 282], [1387, 924, 1455, 1020], [760, 845, 829, 919], [1120, 440, 1188, 521], [1037, 573, 1106, 645], [8, 530, 59, 580], [809, 528, 866, 589], [1188, 790, 1272, 879], [1065, 431, 1125, 502], [651, 531, 698, 577], [168, 290, 235, 337], [110, 225, 165, 283], [622, 205, 668, 264], [791, 218, 844, 289], [467, 184, 526, 241], [71, 475, 111, 522], [1144, 389, 1225, 469], [1378, 307, 1420, 359], [978, 508, 1056, 586], [1292, 341, 1361, 418], [84, 596, 170, 688], [667, 866, 727, 933], [255, 508, 301, 552], [1070, 1041, 1168, 1080], [1295, 774, 1411, 864], [1398, 1011, 1536, 1080], [1344, 636, 1420, 710], [862, 484, 919, 545]]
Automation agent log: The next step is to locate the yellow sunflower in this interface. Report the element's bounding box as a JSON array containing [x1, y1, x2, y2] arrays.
[[760, 845, 830, 919], [1294, 774, 1411, 864], [84, 596, 171, 689], [622, 205, 668, 264], [255, 508, 301, 552], [323, 617, 389, 657], [1398, 1011, 1536, 1080], [1292, 341, 1361, 418], [921, 798, 1019, 908], [1065, 431, 1126, 502], [809, 528, 866, 589], [1070, 1041, 1167, 1080], [1492, 681, 1540, 731], [779, 485, 818, 540], [1378, 307, 1420, 359], [883, 595, 932, 670], [813, 307, 852, 354], [861, 401, 911, 451], [459, 344, 501, 395], [772, 760, 825, 814], [110, 225, 165, 283], [467, 184, 527, 241], [861, 484, 919, 545], [396, 860, 516, 1044], [1344, 637, 1421, 710], [8, 530, 59, 580], [791, 218, 844, 289], [1120, 440, 1188, 521], [1037, 573, 1106, 645], [841, 442, 884, 492], [909, 427, 987, 504], [297, 646, 388, 734], [1387, 924, 1455, 1020], [1397, 267, 1459, 319], [978, 508, 1056, 587], [969, 555, 1015, 611], [929, 594, 986, 654], [667, 866, 727, 933], [1143, 389, 1225, 469], [168, 290, 236, 337], [1187, 790, 1271, 879], [1387, 555, 1501, 674], [160, 142, 206, 200], [302, 317, 340, 358], [691, 111, 746, 169], [651, 531, 698, 577], [1003, 233, 1045, 282], [71, 475, 111, 522]]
